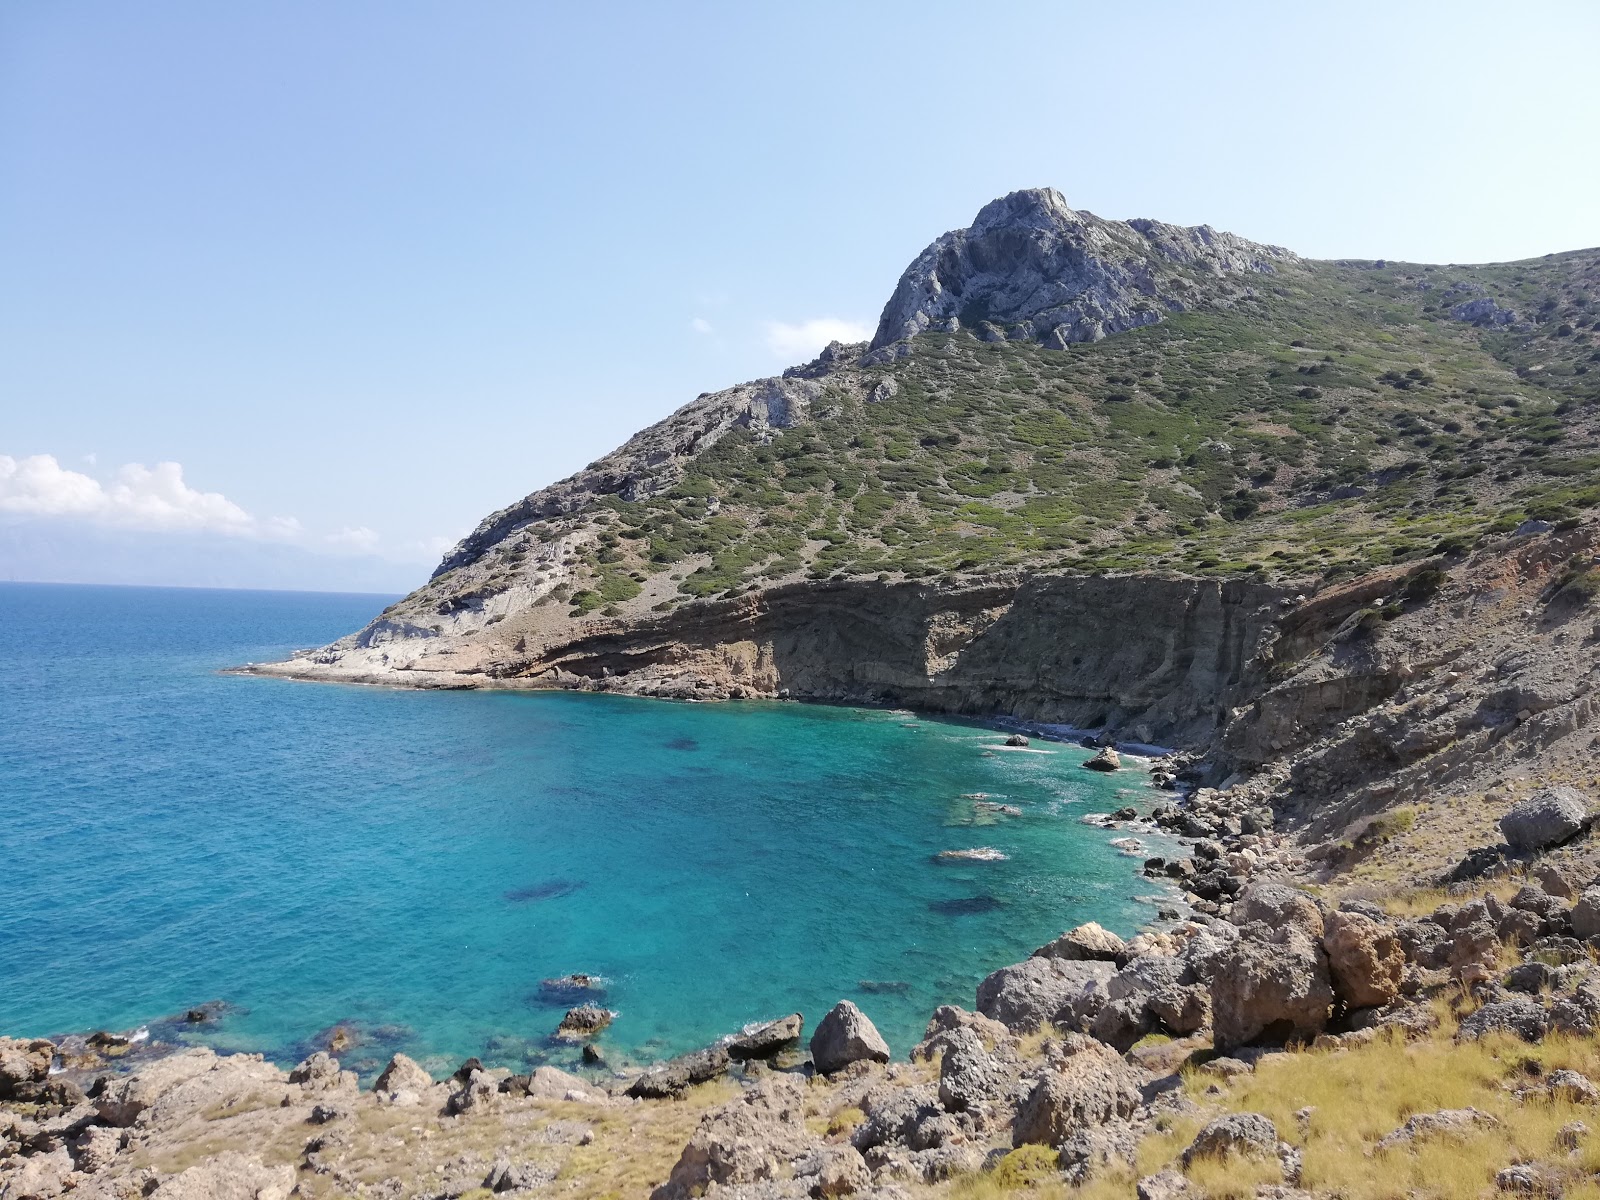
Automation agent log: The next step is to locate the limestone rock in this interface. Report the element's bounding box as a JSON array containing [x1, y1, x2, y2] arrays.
[[1375, 1108, 1499, 1151], [935, 1028, 1009, 1112], [1083, 747, 1122, 772], [977, 956, 1117, 1032], [0, 1148, 75, 1200], [1032, 922, 1127, 964], [1322, 911, 1405, 1009], [1570, 888, 1600, 939], [149, 1152, 295, 1200], [0, 1038, 53, 1099], [95, 1049, 288, 1130], [1533, 862, 1581, 899], [810, 1001, 890, 1075], [651, 1075, 815, 1200], [1500, 787, 1590, 852], [371, 1053, 433, 1100], [1011, 1039, 1142, 1147], [555, 1005, 613, 1040], [1457, 998, 1550, 1043], [626, 1045, 731, 1098], [1232, 882, 1324, 938], [869, 187, 1286, 353], [1210, 924, 1333, 1050], [1181, 1112, 1279, 1165], [288, 1052, 355, 1095], [811, 1145, 870, 1197], [727, 1013, 803, 1060]]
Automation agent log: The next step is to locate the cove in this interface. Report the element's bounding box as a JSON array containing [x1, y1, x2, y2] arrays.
[[0, 582, 1171, 1078]]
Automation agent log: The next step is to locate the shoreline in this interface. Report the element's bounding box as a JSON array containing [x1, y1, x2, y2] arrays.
[[14, 737, 1201, 1087]]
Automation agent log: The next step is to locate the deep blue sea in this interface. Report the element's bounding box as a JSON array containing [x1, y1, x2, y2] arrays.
[[0, 582, 1171, 1078]]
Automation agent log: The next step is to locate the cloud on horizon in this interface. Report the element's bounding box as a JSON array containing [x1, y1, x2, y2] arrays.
[[763, 317, 872, 360], [0, 454, 276, 536]]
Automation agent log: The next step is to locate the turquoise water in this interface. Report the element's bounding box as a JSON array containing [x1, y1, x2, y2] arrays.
[[0, 582, 1169, 1078]]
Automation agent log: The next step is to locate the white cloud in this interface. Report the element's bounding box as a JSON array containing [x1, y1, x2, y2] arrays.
[[690, 316, 714, 335], [326, 525, 381, 553], [763, 317, 872, 360], [1, 453, 256, 537]]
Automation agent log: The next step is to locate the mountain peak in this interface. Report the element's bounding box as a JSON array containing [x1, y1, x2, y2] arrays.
[[868, 188, 1290, 354]]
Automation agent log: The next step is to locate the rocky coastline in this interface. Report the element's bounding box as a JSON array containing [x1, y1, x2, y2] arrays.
[[9, 766, 1600, 1198]]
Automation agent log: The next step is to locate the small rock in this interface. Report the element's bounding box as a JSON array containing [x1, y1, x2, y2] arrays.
[[1005, 734, 1030, 747], [1458, 999, 1549, 1043], [1376, 1107, 1499, 1151], [555, 1005, 614, 1040], [372, 1053, 433, 1098], [1032, 921, 1128, 965], [1083, 747, 1122, 772]]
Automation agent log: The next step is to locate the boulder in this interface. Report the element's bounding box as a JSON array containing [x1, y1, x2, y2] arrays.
[[371, 1053, 434, 1100], [810, 1001, 890, 1075], [810, 1145, 871, 1197], [149, 1152, 295, 1200], [1210, 924, 1333, 1050], [1322, 911, 1405, 1009], [0, 1038, 53, 1099], [95, 1048, 289, 1130], [555, 1006, 613, 1040], [1032, 922, 1127, 964], [727, 1014, 803, 1060], [849, 1083, 941, 1151], [509, 1065, 604, 1103], [1533, 862, 1581, 899], [1181, 1112, 1279, 1165], [650, 1075, 815, 1200], [1457, 998, 1549, 1043], [626, 1045, 731, 1098], [1570, 888, 1600, 939], [1083, 747, 1121, 772], [288, 1052, 355, 1095], [1005, 734, 1030, 747], [977, 957, 1117, 1032], [1500, 787, 1590, 852], [446, 1068, 499, 1116], [1375, 1107, 1498, 1151], [936, 1028, 1009, 1112], [1231, 882, 1324, 938], [0, 1149, 75, 1200], [1011, 1037, 1142, 1147]]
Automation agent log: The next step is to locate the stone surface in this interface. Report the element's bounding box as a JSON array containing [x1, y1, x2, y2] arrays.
[[1500, 787, 1590, 852], [976, 956, 1117, 1032], [727, 1014, 803, 1060], [1210, 925, 1333, 1049], [809, 1001, 890, 1075], [1322, 910, 1405, 1009], [625, 1045, 731, 1098], [1457, 998, 1550, 1043], [149, 1152, 295, 1200], [935, 1028, 1009, 1112], [1032, 922, 1128, 964], [0, 1038, 53, 1099], [371, 1053, 434, 1099], [1010, 1038, 1142, 1147], [651, 1075, 815, 1200], [1375, 1108, 1499, 1151], [1181, 1112, 1279, 1165]]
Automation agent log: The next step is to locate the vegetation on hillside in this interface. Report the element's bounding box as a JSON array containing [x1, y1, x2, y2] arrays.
[[452, 248, 1600, 617]]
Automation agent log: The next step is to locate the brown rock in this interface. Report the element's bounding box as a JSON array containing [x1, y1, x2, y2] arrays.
[[1011, 1037, 1142, 1147], [1322, 911, 1405, 1009], [0, 1037, 54, 1099], [1032, 921, 1128, 964], [1210, 925, 1333, 1050], [810, 1001, 890, 1075]]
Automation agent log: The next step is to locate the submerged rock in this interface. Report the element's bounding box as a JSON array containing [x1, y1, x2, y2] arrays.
[[554, 1006, 614, 1041]]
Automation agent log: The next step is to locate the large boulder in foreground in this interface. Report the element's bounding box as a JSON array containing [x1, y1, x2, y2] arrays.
[[150, 1152, 296, 1200], [1500, 786, 1591, 852], [1011, 1036, 1142, 1147], [1322, 910, 1405, 1010], [810, 1001, 890, 1074], [977, 957, 1117, 1032], [1211, 924, 1333, 1050]]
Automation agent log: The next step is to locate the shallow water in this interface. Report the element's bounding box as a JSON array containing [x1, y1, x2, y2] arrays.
[[0, 581, 1173, 1076]]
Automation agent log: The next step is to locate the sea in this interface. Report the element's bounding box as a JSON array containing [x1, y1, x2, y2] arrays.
[[0, 581, 1174, 1078]]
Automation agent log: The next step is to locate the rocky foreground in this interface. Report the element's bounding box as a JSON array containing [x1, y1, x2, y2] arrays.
[[9, 778, 1600, 1200]]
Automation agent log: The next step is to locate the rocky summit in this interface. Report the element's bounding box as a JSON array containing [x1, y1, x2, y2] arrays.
[[18, 186, 1592, 1198]]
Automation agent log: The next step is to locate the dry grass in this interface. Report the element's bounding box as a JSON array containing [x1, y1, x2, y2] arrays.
[[1143, 1016, 1600, 1200]]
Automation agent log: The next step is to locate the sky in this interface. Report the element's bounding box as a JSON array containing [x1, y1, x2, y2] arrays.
[[3, 1, 1599, 592]]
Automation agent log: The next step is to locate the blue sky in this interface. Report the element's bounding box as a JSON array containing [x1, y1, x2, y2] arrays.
[[3, 1, 1598, 591]]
